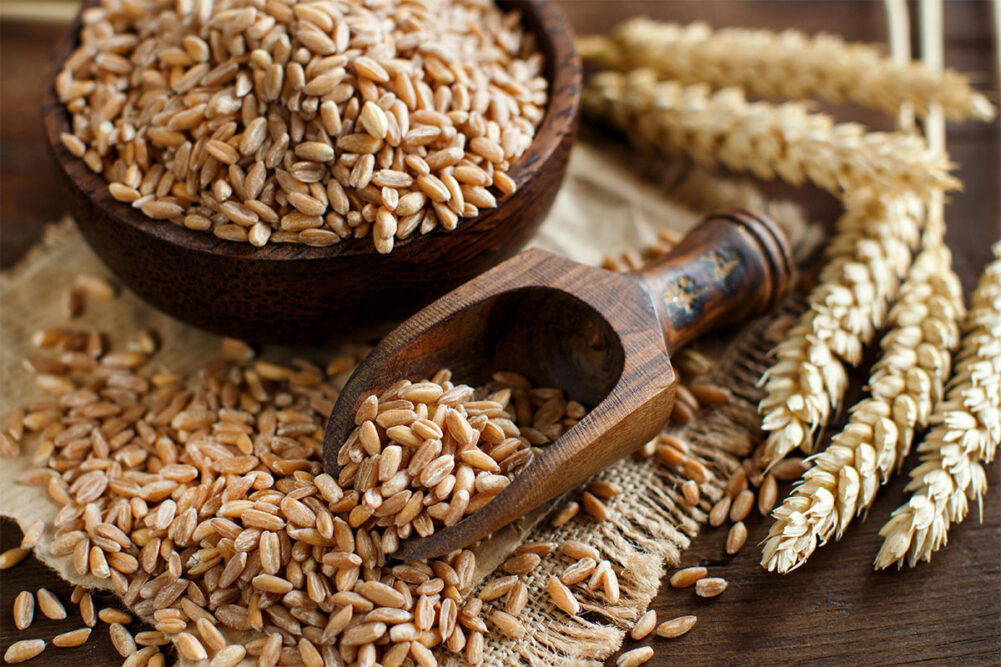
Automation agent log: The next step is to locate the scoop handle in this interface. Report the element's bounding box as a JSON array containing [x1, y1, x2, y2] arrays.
[[634, 210, 793, 354]]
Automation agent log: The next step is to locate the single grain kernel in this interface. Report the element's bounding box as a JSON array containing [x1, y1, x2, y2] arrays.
[[503, 553, 541, 575], [669, 566, 707, 588], [689, 383, 731, 406], [551, 502, 579, 527], [586, 480, 622, 498], [771, 457, 810, 481], [709, 496, 731, 527], [581, 491, 611, 520], [490, 610, 525, 639], [726, 521, 748, 555], [0, 547, 30, 569], [681, 479, 700, 506], [4, 639, 45, 664], [13, 591, 34, 630], [109, 622, 137, 657], [99, 608, 132, 624], [683, 457, 710, 484], [36, 588, 67, 620], [617, 646, 654, 667], [725, 467, 749, 499], [730, 489, 755, 522], [53, 628, 92, 648], [547, 576, 580, 616], [20, 520, 44, 549], [695, 577, 728, 598], [656, 615, 697, 638], [630, 610, 657, 640], [758, 474, 778, 516]]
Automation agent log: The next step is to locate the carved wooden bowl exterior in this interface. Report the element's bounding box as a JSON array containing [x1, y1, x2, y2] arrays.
[[41, 0, 582, 344]]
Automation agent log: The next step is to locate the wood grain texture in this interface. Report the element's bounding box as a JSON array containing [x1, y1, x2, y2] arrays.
[[40, 0, 582, 344], [1, 1, 998, 665], [324, 212, 791, 560]]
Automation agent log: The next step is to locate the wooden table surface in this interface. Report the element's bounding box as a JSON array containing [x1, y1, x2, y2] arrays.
[[1, 1, 998, 665]]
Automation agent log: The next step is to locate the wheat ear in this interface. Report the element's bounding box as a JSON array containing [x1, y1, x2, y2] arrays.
[[578, 18, 995, 122], [582, 69, 958, 197], [761, 239, 964, 572], [874, 243, 1001, 569], [757, 190, 922, 465]]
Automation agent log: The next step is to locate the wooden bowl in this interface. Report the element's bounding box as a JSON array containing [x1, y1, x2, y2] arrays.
[[41, 0, 581, 344]]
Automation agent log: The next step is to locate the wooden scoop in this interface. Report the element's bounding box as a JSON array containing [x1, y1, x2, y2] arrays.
[[322, 210, 793, 561]]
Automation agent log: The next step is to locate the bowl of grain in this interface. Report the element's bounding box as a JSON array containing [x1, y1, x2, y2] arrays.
[[42, 0, 580, 344]]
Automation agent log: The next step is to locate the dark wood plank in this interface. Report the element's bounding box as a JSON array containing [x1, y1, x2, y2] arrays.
[[0, 20, 70, 268], [1, 2, 998, 665]]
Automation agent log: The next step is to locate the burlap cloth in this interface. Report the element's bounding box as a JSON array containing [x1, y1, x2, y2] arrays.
[[0, 141, 819, 666]]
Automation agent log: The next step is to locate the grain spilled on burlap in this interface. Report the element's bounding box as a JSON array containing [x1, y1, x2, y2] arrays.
[[0, 141, 818, 667]]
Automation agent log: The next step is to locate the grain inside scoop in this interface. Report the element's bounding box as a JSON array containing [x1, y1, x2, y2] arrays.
[[322, 210, 793, 560]]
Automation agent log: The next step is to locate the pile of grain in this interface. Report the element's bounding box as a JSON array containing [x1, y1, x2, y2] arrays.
[[336, 370, 583, 539], [1, 318, 600, 665], [56, 0, 547, 251]]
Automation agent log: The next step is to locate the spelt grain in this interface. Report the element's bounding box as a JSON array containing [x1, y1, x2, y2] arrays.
[[603, 566, 621, 603], [551, 502, 580, 527], [581, 491, 611, 520], [680, 455, 708, 483], [79, 593, 95, 627], [52, 628, 92, 648], [58, 0, 546, 250], [669, 566, 707, 588], [503, 553, 541, 575], [561, 557, 597, 586], [770, 458, 810, 482], [656, 614, 698, 639], [695, 577, 728, 598], [630, 609, 658, 640], [726, 521, 748, 555], [617, 646, 654, 667], [491, 610, 526, 639], [587, 480, 624, 498], [13, 591, 34, 630], [109, 622, 137, 657], [99, 608, 132, 624], [174, 632, 207, 661], [0, 547, 29, 569], [689, 383, 731, 406], [730, 489, 755, 522], [36, 588, 67, 620], [758, 475, 778, 516], [4, 640, 45, 664], [681, 479, 700, 506], [505, 581, 529, 616], [725, 468, 749, 499]]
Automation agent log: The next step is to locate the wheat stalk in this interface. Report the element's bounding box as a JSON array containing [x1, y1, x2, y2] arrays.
[[757, 189, 922, 466], [874, 242, 1001, 569], [578, 18, 996, 122], [761, 240, 964, 572], [582, 69, 959, 197]]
